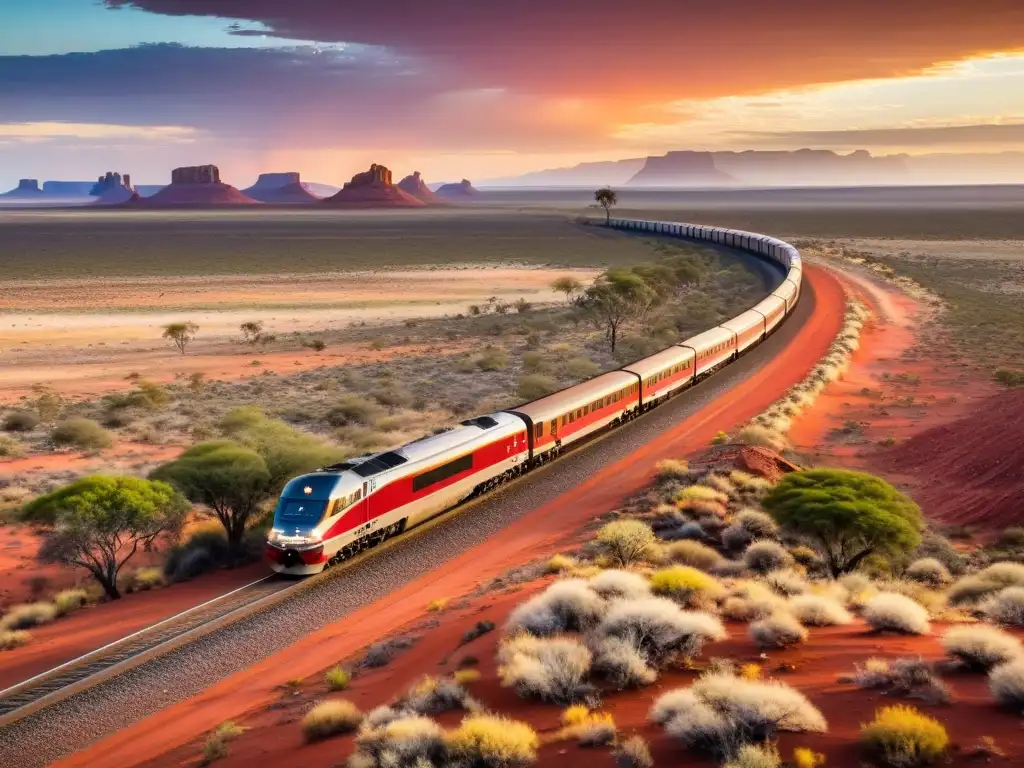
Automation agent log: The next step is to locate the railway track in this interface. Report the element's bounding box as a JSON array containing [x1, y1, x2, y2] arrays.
[[0, 575, 295, 725]]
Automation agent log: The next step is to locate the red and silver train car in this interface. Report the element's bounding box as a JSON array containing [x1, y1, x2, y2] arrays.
[[267, 218, 804, 575]]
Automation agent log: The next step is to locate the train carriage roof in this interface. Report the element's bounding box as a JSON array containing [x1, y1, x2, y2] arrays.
[[679, 325, 734, 352], [506, 371, 638, 422], [720, 309, 766, 335], [621, 345, 695, 379]]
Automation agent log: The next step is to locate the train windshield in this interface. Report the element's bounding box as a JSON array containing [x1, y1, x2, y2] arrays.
[[276, 499, 328, 526]]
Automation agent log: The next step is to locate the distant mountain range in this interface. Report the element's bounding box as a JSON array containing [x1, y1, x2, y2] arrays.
[[480, 150, 1024, 188]]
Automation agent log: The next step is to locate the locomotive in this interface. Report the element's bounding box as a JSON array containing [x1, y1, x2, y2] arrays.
[[265, 219, 802, 575]]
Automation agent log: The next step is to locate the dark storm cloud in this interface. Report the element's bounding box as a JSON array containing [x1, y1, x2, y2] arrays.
[[0, 44, 608, 151], [742, 123, 1024, 148], [103, 0, 1024, 99]]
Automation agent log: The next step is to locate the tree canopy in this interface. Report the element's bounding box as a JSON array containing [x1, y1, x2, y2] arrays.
[[762, 468, 922, 577], [23, 475, 188, 599], [578, 268, 658, 354], [594, 187, 618, 224], [162, 321, 198, 354]]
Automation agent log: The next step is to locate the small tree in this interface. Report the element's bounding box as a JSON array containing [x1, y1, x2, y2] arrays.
[[240, 321, 264, 345], [578, 269, 658, 354], [150, 441, 272, 553], [23, 476, 188, 599], [763, 469, 922, 578], [551, 276, 584, 306], [594, 187, 618, 224], [163, 321, 199, 355]]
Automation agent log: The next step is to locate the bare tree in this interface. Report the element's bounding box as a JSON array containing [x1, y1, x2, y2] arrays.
[[595, 187, 618, 225], [162, 321, 199, 354]]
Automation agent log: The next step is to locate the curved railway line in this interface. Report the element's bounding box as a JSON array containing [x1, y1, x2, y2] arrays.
[[0, 221, 830, 768]]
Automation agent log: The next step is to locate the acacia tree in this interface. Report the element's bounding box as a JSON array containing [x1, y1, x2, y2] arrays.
[[579, 269, 658, 354], [762, 468, 922, 577], [550, 276, 584, 306], [162, 321, 199, 354], [150, 441, 272, 554], [23, 476, 188, 599], [594, 187, 618, 224]]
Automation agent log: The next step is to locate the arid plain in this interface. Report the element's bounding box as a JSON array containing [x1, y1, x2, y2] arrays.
[[2, 188, 1024, 768]]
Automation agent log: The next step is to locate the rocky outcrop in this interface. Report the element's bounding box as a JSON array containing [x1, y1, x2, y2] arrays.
[[627, 151, 734, 187], [323, 164, 425, 207], [242, 171, 321, 203], [90, 172, 136, 205], [1, 179, 43, 197], [135, 165, 259, 206], [435, 179, 480, 199], [397, 171, 442, 204]]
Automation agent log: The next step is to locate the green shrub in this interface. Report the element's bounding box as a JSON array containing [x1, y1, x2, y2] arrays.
[[476, 346, 509, 371], [565, 357, 600, 378], [860, 705, 948, 766], [3, 410, 39, 432], [51, 418, 113, 451], [325, 665, 351, 690], [325, 395, 381, 427], [650, 565, 723, 607], [597, 520, 657, 566], [517, 374, 556, 401], [994, 369, 1024, 388]]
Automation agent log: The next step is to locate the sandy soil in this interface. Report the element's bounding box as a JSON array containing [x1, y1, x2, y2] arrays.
[[0, 267, 598, 401], [52, 265, 847, 768]]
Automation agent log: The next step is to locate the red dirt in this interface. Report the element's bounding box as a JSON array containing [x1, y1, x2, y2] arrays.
[[0, 564, 264, 691], [56, 265, 847, 768], [880, 388, 1024, 529], [133, 183, 260, 206]]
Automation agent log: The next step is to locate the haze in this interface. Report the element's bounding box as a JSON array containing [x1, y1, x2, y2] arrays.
[[2, 0, 1023, 187]]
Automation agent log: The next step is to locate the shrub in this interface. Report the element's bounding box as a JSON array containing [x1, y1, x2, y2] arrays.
[[982, 586, 1024, 626], [51, 418, 112, 451], [546, 553, 576, 573], [949, 562, 1024, 604], [453, 669, 480, 685], [744, 540, 794, 574], [448, 713, 539, 767], [597, 597, 726, 664], [53, 589, 89, 617], [325, 395, 381, 427], [506, 579, 606, 635], [325, 665, 351, 690], [354, 714, 448, 765], [589, 633, 658, 689], [655, 459, 689, 481], [941, 626, 1024, 670], [792, 747, 826, 768], [665, 540, 723, 570], [750, 613, 808, 649], [596, 520, 658, 566], [202, 721, 245, 764], [497, 634, 593, 703], [565, 356, 600, 378], [905, 558, 952, 588], [650, 565, 723, 607], [730, 470, 773, 494], [860, 704, 948, 766], [402, 675, 479, 715], [302, 699, 363, 742], [668, 521, 709, 541], [852, 657, 950, 704], [3, 409, 39, 432], [559, 706, 616, 746], [653, 675, 827, 756], [722, 582, 785, 622], [124, 566, 164, 592], [763, 569, 809, 596], [788, 594, 853, 626], [736, 509, 779, 538], [989, 659, 1024, 708], [724, 744, 782, 768], [864, 593, 931, 635], [1, 629, 32, 651], [722, 524, 754, 552], [589, 569, 650, 600], [614, 735, 653, 768], [0, 602, 58, 631], [0, 433, 26, 458], [476, 345, 510, 371], [763, 469, 922, 577], [677, 484, 729, 506], [427, 598, 449, 612], [517, 374, 556, 401]]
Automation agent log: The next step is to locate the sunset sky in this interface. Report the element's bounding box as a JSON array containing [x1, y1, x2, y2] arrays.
[[1, 0, 1023, 187]]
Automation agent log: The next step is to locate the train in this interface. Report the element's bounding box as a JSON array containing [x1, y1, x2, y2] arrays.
[[264, 219, 803, 575]]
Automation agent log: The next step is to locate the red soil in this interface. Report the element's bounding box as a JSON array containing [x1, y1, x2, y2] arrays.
[[691, 445, 801, 484], [133, 183, 260, 206], [56, 265, 847, 768], [0, 564, 264, 691], [880, 388, 1024, 529]]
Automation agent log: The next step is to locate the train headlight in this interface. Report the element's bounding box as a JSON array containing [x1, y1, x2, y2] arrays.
[[267, 528, 322, 549]]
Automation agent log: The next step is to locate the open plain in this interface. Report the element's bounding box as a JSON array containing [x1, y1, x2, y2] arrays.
[[2, 188, 1024, 768]]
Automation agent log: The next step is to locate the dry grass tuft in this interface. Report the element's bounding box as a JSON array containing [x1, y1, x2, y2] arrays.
[[302, 699, 363, 742], [860, 704, 948, 767]]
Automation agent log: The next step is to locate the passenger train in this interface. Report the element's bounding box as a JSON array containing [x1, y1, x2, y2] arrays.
[[265, 219, 803, 575]]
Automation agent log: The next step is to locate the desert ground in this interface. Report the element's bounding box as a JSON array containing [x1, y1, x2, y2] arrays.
[[2, 190, 1024, 768]]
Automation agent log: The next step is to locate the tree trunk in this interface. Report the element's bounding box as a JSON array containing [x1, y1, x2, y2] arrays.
[[605, 208, 610, 225], [97, 573, 121, 599]]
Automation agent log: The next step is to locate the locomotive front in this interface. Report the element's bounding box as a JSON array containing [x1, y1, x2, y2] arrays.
[[265, 472, 348, 574]]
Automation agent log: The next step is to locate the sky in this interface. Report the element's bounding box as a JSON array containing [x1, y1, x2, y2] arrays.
[[1, 0, 1024, 187]]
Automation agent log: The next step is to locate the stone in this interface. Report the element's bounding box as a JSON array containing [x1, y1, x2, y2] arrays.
[[324, 164, 425, 207], [435, 179, 480, 199], [397, 171, 442, 204]]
